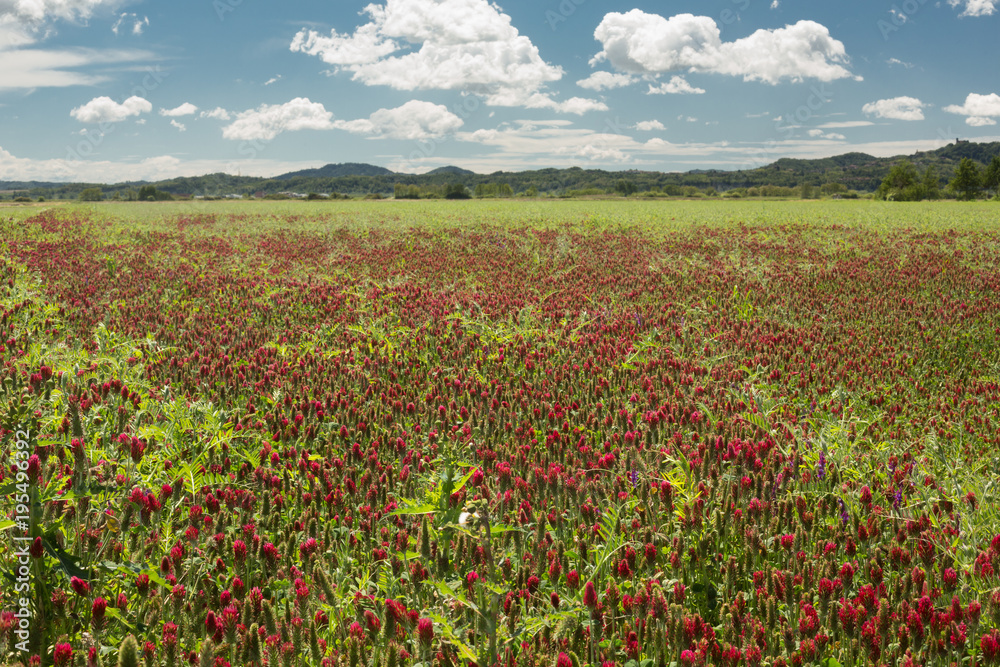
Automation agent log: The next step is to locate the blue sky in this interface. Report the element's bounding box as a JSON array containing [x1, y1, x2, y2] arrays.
[[1, 0, 998, 182]]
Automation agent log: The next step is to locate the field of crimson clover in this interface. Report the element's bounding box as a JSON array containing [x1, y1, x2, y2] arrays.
[[1, 200, 1000, 667]]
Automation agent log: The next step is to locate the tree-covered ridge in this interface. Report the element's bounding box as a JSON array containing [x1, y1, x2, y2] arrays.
[[2, 141, 998, 200]]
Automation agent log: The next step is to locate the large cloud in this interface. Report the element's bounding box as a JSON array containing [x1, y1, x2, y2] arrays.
[[948, 0, 997, 16], [944, 93, 1000, 126], [1, 1, 151, 90], [862, 97, 926, 121], [290, 0, 604, 114], [222, 98, 335, 141], [333, 100, 463, 140], [70, 95, 151, 123], [0, 0, 124, 23], [590, 11, 858, 85]]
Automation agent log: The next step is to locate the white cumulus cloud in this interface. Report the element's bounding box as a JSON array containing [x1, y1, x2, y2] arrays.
[[200, 107, 231, 121], [222, 98, 335, 141], [591, 11, 858, 85], [290, 0, 603, 113], [948, 0, 997, 16], [536, 96, 608, 115], [333, 100, 463, 140], [576, 71, 634, 91], [647, 76, 705, 95], [159, 102, 198, 117], [807, 129, 846, 140], [169, 119, 185, 132], [70, 95, 151, 123], [635, 120, 665, 131], [862, 97, 926, 121], [573, 144, 630, 163], [944, 93, 1000, 126]]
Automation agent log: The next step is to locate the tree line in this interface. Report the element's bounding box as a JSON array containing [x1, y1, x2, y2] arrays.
[[875, 157, 1000, 201]]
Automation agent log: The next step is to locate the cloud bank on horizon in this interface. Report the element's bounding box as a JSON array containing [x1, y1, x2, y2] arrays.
[[0, 0, 998, 181]]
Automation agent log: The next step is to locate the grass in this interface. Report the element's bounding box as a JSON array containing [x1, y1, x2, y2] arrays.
[[4, 198, 997, 234]]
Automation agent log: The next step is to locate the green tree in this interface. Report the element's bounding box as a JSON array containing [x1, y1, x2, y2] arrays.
[[921, 166, 940, 200], [395, 183, 422, 199], [614, 179, 637, 196], [875, 160, 918, 200], [137, 185, 174, 201], [984, 155, 1000, 198], [78, 188, 103, 201], [949, 158, 982, 201], [444, 183, 470, 199]]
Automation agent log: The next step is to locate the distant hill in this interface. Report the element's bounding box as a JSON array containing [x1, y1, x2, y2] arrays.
[[426, 166, 476, 176], [1, 179, 127, 191], [272, 163, 394, 180], [3, 140, 998, 200]]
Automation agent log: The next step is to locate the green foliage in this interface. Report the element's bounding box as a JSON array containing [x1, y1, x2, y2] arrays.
[[614, 179, 637, 196], [875, 161, 917, 200], [921, 165, 941, 200], [984, 155, 1000, 198], [78, 187, 104, 201], [950, 157, 982, 200], [875, 161, 943, 201], [137, 185, 173, 201], [444, 182, 471, 199], [473, 182, 514, 198]]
